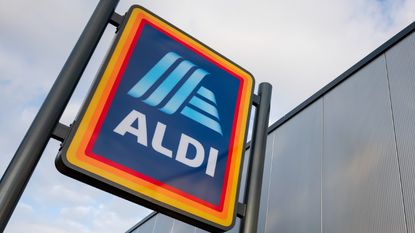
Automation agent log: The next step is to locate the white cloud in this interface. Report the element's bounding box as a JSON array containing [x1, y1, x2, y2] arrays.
[[6, 198, 150, 233], [47, 185, 96, 205], [15, 203, 34, 215], [0, 0, 95, 58], [7, 224, 73, 233], [60, 206, 93, 223]]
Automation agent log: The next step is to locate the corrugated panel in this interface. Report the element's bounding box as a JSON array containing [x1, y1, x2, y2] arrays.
[[152, 214, 174, 233], [386, 31, 415, 233], [238, 149, 251, 202], [265, 100, 322, 233], [256, 133, 276, 233], [322, 56, 406, 233], [129, 215, 156, 233], [224, 218, 241, 233], [170, 220, 196, 233], [194, 227, 209, 233]]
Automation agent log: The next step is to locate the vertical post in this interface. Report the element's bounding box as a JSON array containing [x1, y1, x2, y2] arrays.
[[0, 0, 119, 231], [240, 82, 272, 233]]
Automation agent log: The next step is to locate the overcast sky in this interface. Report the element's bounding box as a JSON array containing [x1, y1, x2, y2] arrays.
[[1, 0, 415, 232]]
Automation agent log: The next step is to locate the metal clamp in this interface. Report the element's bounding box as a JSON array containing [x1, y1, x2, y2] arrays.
[[237, 202, 247, 218], [252, 94, 261, 107], [51, 122, 71, 142], [109, 12, 124, 29]]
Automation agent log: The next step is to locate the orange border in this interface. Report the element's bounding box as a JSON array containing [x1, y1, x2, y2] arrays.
[[65, 7, 253, 227]]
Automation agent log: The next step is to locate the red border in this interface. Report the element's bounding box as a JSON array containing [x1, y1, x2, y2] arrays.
[[85, 19, 244, 211]]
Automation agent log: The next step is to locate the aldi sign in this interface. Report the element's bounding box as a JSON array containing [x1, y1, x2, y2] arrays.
[[57, 5, 253, 231]]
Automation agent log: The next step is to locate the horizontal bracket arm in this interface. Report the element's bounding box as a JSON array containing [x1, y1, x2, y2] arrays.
[[237, 202, 247, 218], [51, 122, 71, 142], [252, 94, 261, 107], [109, 12, 124, 28]]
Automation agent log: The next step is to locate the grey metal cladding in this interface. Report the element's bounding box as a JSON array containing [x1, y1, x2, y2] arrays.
[[238, 149, 251, 202], [265, 100, 322, 233], [129, 215, 156, 233], [256, 133, 276, 233], [194, 227, 210, 233], [223, 218, 241, 233], [170, 220, 197, 233], [322, 55, 406, 233], [152, 214, 174, 232], [136, 214, 198, 233], [386, 31, 415, 233]]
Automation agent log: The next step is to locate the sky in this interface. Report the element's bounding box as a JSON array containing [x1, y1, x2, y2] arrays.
[[0, 0, 415, 232]]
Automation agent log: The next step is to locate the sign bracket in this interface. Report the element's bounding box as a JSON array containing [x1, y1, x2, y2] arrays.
[[236, 202, 247, 218], [51, 122, 71, 142], [252, 94, 261, 107], [109, 12, 124, 29]]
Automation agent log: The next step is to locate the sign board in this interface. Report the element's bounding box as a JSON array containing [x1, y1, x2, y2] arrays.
[[57, 5, 253, 231]]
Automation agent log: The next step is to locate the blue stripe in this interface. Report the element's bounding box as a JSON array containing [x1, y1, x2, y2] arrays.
[[181, 106, 222, 135], [143, 60, 195, 107], [128, 52, 181, 98], [197, 86, 217, 104], [188, 96, 219, 119], [160, 68, 208, 114]]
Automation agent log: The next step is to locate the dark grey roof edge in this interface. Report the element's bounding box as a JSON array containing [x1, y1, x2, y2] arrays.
[[126, 20, 415, 232], [268, 20, 415, 134], [125, 212, 158, 233]]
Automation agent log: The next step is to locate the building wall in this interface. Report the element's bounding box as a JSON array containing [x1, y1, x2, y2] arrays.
[[127, 24, 415, 233]]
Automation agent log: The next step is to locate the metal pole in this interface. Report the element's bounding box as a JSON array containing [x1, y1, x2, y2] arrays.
[[240, 82, 272, 233], [0, 0, 119, 231]]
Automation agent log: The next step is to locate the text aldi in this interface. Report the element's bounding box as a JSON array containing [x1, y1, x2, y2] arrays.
[[56, 5, 254, 231]]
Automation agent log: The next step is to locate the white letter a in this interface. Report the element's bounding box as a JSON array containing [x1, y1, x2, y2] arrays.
[[113, 110, 148, 146]]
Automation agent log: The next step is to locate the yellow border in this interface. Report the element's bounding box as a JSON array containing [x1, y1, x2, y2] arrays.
[[66, 7, 253, 227]]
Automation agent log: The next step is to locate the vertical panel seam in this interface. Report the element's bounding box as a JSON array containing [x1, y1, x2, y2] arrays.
[[169, 220, 176, 233], [264, 133, 277, 233], [321, 97, 324, 233], [151, 214, 158, 233], [384, 53, 409, 233]]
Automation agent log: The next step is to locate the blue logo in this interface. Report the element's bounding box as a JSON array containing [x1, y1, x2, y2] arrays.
[[90, 23, 241, 207], [127, 52, 222, 135]]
